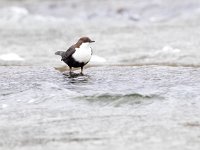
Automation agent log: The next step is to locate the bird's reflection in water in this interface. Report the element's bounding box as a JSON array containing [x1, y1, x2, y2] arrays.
[[62, 72, 91, 84]]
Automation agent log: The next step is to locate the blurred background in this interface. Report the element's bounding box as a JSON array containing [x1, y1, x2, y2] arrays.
[[0, 0, 200, 67]]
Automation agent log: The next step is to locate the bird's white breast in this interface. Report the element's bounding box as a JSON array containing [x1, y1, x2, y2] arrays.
[[72, 42, 92, 63]]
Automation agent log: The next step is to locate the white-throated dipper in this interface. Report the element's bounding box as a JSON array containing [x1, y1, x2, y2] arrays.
[[55, 37, 95, 74]]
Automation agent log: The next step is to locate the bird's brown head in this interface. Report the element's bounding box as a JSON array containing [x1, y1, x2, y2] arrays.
[[74, 37, 95, 48], [78, 37, 95, 43]]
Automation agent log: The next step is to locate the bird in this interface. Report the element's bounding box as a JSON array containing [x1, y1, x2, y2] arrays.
[[55, 37, 95, 74]]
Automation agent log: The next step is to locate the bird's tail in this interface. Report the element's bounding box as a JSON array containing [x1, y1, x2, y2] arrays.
[[55, 51, 65, 57]]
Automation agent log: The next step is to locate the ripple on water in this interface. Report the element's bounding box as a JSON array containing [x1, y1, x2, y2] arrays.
[[78, 93, 164, 107]]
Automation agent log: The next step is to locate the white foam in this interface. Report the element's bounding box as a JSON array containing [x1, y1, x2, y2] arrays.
[[0, 7, 29, 20], [8, 7, 29, 15], [90, 55, 106, 64], [162, 45, 181, 53], [2, 104, 8, 109], [0, 6, 65, 25], [149, 45, 181, 57], [0, 53, 24, 61]]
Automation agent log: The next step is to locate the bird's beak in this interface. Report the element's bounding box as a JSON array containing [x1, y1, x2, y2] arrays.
[[90, 40, 95, 43]]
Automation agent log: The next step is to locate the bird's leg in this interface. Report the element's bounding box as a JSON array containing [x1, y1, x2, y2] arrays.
[[69, 67, 72, 74], [80, 67, 84, 75]]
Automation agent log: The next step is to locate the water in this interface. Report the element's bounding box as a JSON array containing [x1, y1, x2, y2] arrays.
[[1, 0, 200, 149], [1, 66, 200, 149]]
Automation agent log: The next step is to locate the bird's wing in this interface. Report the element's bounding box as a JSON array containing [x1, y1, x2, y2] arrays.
[[62, 46, 76, 60]]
